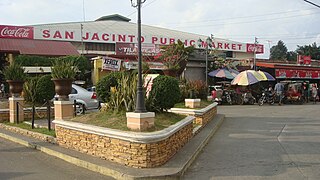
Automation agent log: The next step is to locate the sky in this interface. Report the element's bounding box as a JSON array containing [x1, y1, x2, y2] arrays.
[[1, 0, 320, 59]]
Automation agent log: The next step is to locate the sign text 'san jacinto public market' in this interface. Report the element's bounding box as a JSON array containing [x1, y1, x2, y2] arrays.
[[0, 25, 264, 54]]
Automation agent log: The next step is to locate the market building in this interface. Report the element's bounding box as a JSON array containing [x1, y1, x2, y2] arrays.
[[0, 14, 264, 84]]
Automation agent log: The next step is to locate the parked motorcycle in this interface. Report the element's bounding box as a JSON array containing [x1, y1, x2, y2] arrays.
[[222, 90, 233, 105], [258, 89, 275, 106], [239, 92, 256, 105]]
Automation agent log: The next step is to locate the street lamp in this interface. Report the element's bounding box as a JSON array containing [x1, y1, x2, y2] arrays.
[[131, 0, 146, 113], [197, 36, 213, 88]]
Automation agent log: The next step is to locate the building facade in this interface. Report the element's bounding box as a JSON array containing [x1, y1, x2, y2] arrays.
[[0, 14, 264, 84]]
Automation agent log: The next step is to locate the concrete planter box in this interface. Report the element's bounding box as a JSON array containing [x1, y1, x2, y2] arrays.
[[53, 116, 195, 168], [170, 102, 218, 132], [185, 98, 201, 108]]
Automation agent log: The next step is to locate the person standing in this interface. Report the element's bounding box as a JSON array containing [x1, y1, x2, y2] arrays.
[[311, 84, 318, 104], [274, 81, 284, 105]]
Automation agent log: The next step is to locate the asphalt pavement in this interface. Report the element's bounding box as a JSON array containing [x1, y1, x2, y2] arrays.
[[183, 103, 320, 180], [0, 137, 114, 180]]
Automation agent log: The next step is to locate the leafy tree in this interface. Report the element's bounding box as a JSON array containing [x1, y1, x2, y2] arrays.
[[296, 42, 320, 60], [158, 40, 194, 75], [270, 40, 288, 61], [287, 51, 297, 62]]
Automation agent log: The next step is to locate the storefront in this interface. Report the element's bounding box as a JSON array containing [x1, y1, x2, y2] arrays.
[[256, 61, 320, 83]]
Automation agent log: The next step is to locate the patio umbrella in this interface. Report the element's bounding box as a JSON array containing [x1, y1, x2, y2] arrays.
[[208, 68, 239, 79], [231, 70, 265, 86], [257, 70, 275, 81]]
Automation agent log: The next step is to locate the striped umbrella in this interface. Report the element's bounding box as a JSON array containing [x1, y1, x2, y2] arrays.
[[257, 70, 275, 81], [231, 70, 265, 86], [208, 68, 239, 79]]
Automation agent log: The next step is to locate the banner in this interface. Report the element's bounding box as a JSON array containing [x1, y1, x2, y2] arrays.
[[0, 25, 34, 39], [116, 43, 161, 56], [297, 55, 311, 65], [246, 43, 264, 54], [102, 57, 121, 71], [275, 69, 320, 79]]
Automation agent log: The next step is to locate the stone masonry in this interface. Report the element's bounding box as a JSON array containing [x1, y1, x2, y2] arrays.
[[55, 122, 193, 168]]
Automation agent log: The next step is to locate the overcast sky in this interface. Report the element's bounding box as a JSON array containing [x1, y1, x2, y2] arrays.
[[1, 0, 320, 59]]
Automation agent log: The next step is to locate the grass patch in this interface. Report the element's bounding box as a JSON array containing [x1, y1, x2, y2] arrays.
[[3, 122, 56, 137], [70, 110, 186, 132], [174, 100, 213, 109]]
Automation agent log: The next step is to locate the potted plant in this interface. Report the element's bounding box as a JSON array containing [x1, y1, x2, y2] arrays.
[[2, 62, 27, 97], [51, 59, 78, 100], [157, 40, 194, 77]]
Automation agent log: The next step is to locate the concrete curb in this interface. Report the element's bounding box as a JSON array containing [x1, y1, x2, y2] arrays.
[[0, 114, 225, 180]]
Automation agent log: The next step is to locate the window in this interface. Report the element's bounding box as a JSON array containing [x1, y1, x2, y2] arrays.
[[85, 43, 115, 51]]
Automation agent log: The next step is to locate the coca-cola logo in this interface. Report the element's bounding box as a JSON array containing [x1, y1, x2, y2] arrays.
[[0, 25, 33, 39], [247, 44, 264, 53]]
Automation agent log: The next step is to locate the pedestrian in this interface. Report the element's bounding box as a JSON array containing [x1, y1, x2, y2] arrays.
[[311, 84, 318, 104], [274, 81, 284, 105]]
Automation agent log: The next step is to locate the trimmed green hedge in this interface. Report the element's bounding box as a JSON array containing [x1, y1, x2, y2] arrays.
[[146, 75, 181, 112], [96, 71, 124, 102]]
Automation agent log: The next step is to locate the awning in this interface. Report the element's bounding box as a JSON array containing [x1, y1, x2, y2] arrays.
[[0, 38, 79, 56]]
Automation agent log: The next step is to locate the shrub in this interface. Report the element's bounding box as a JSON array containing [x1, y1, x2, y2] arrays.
[[51, 59, 78, 79], [96, 71, 123, 102], [23, 77, 39, 104], [180, 79, 208, 100], [2, 62, 27, 81], [36, 75, 55, 103], [146, 75, 181, 112], [103, 72, 138, 112]]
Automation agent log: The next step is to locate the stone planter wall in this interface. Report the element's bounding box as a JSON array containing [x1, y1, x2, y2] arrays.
[[0, 108, 54, 122], [0, 123, 56, 144], [53, 116, 194, 168], [170, 103, 218, 131]]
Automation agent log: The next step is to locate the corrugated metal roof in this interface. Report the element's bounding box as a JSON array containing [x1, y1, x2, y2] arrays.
[[0, 38, 79, 56], [32, 20, 242, 44]]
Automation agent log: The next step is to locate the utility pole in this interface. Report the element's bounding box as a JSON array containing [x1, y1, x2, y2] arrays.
[[131, 0, 147, 113], [253, 37, 258, 71], [266, 40, 272, 60]]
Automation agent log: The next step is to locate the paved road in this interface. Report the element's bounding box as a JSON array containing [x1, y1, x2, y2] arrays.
[[184, 103, 320, 180], [0, 138, 114, 180]]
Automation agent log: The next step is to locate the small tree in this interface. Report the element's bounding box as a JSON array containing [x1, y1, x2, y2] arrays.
[[158, 40, 194, 75], [270, 40, 288, 61]]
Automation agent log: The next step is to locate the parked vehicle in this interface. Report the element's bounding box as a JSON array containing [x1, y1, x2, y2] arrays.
[[222, 90, 233, 105], [283, 82, 304, 104], [239, 92, 256, 105], [211, 85, 223, 104], [258, 89, 275, 106], [55, 84, 100, 114]]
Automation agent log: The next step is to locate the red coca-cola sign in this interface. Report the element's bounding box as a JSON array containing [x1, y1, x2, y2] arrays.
[[0, 25, 34, 39], [246, 43, 264, 54]]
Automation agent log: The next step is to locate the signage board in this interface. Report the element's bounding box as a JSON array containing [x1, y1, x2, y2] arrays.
[[0, 25, 34, 39], [102, 57, 121, 71], [275, 69, 320, 79]]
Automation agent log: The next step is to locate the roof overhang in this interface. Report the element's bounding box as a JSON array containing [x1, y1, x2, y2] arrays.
[[0, 38, 79, 56]]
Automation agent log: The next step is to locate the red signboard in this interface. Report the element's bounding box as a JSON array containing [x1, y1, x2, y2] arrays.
[[116, 43, 160, 56], [297, 55, 311, 65], [303, 56, 311, 65], [275, 69, 320, 79], [0, 25, 34, 39], [246, 44, 264, 54]]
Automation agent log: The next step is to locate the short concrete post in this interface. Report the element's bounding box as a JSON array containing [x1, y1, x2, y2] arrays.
[[185, 99, 201, 108], [126, 112, 155, 131], [9, 97, 24, 123], [54, 101, 74, 120]]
